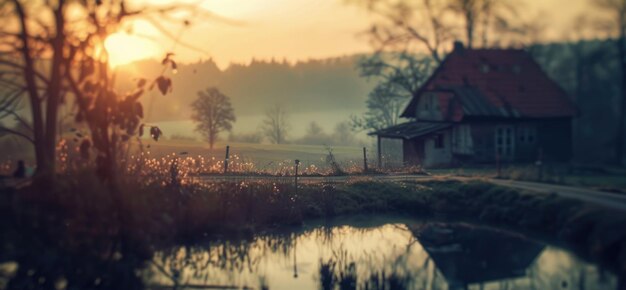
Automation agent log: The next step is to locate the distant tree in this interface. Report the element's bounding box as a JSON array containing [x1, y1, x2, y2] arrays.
[[332, 121, 357, 146], [306, 121, 324, 137], [262, 104, 290, 144], [191, 88, 236, 149], [593, 0, 626, 165], [298, 121, 332, 145], [352, 53, 434, 132]]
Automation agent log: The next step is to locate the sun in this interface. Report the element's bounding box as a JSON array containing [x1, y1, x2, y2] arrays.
[[104, 32, 162, 68]]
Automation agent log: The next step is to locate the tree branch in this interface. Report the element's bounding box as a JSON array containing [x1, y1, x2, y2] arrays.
[[0, 126, 34, 144]]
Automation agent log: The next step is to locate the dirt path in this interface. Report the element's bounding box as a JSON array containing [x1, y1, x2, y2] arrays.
[[194, 174, 626, 211]]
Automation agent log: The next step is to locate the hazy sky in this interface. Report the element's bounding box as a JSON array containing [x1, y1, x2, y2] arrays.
[[107, 0, 594, 68]]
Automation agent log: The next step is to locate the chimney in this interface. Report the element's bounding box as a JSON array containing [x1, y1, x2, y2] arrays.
[[453, 41, 465, 53]]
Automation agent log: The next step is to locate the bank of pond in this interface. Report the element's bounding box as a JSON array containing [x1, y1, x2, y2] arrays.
[[0, 179, 625, 289]]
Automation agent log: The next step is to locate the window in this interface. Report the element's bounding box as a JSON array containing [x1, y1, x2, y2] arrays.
[[421, 94, 439, 113], [434, 134, 444, 149], [495, 126, 515, 158], [518, 126, 536, 144], [453, 125, 473, 154]]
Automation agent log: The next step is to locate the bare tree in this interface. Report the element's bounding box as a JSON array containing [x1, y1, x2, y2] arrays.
[[350, 0, 453, 63], [298, 121, 331, 145], [0, 1, 213, 181], [352, 53, 434, 132], [448, 0, 480, 48], [306, 121, 324, 137], [448, 0, 520, 48], [332, 121, 357, 146], [349, 0, 525, 58], [594, 0, 626, 165], [191, 87, 236, 149], [262, 104, 290, 144]]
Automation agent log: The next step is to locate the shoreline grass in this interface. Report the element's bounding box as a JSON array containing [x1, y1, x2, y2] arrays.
[[2, 177, 626, 287]]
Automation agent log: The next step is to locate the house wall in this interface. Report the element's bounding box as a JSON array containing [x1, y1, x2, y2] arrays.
[[415, 92, 444, 121], [403, 139, 423, 166], [423, 130, 453, 168], [466, 119, 571, 164], [382, 119, 571, 168], [380, 138, 404, 168], [469, 123, 496, 163], [536, 118, 572, 162], [451, 124, 473, 155], [514, 123, 539, 162]]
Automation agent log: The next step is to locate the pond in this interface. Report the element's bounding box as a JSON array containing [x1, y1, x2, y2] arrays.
[[145, 215, 618, 290]]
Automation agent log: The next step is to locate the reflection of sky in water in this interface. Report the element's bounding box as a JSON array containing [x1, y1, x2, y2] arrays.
[[146, 218, 617, 290]]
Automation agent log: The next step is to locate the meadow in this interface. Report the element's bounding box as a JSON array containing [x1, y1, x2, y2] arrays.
[[144, 139, 367, 166]]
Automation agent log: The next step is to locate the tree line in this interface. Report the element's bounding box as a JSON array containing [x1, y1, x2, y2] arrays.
[[191, 87, 359, 148]]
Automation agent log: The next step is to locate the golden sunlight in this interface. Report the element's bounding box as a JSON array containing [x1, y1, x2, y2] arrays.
[[104, 32, 162, 68]]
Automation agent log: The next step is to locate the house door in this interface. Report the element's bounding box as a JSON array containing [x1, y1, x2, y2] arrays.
[[495, 126, 515, 160]]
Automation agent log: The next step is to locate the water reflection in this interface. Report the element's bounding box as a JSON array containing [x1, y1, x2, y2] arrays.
[[145, 216, 618, 290], [412, 223, 544, 289]]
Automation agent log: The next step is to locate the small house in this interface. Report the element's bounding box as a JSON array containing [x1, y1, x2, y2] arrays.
[[371, 43, 577, 168]]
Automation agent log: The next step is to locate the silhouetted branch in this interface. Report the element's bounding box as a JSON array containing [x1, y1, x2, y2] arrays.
[[0, 126, 34, 143]]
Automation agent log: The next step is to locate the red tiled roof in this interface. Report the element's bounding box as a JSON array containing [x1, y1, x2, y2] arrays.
[[402, 48, 577, 119]]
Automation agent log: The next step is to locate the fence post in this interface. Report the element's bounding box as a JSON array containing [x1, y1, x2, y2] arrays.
[[363, 147, 368, 173], [224, 145, 230, 174], [294, 159, 300, 197], [377, 136, 382, 169]]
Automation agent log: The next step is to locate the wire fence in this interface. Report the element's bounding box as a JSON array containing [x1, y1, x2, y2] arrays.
[[0, 140, 420, 185]]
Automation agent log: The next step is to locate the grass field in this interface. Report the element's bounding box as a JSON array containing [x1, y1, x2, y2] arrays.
[[130, 139, 372, 174], [3, 137, 625, 191]]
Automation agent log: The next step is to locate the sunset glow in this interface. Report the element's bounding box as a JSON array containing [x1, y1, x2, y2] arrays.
[[104, 32, 162, 68]]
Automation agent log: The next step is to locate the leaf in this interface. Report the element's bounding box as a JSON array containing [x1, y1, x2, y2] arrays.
[[161, 52, 175, 65], [137, 78, 147, 88], [155, 76, 172, 96], [150, 126, 163, 141]]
